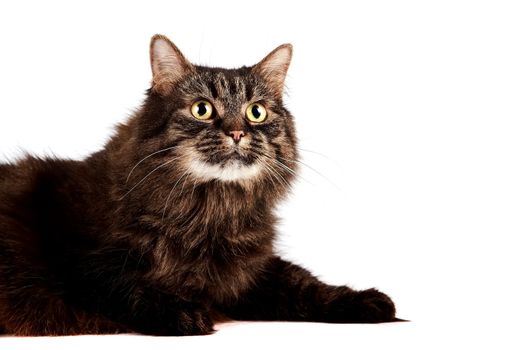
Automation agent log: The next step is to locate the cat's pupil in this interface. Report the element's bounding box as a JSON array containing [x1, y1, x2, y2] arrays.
[[197, 102, 207, 116], [252, 105, 261, 119]]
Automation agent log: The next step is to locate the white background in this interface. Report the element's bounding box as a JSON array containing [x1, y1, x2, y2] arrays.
[[1, 0, 524, 349]]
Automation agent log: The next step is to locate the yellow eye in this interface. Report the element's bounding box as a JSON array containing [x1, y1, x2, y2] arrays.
[[245, 103, 268, 123], [191, 100, 213, 120]]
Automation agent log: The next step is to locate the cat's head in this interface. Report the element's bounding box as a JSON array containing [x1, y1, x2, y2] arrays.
[[123, 35, 297, 195]]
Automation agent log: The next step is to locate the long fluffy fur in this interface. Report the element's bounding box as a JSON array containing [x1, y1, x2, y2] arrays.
[[0, 36, 396, 336]]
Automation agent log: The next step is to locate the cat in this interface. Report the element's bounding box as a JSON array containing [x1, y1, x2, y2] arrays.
[[0, 34, 397, 336]]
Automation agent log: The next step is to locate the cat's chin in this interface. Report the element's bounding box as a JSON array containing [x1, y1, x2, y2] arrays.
[[186, 158, 262, 182]]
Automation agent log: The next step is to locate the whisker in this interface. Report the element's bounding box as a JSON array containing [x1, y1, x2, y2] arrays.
[[253, 149, 292, 186], [179, 172, 191, 196], [189, 179, 198, 203], [256, 150, 297, 176], [263, 160, 291, 188], [125, 146, 178, 183], [280, 156, 343, 192], [162, 181, 180, 222], [271, 158, 297, 175], [171, 172, 194, 222], [297, 147, 336, 162], [196, 145, 223, 153], [259, 162, 278, 188], [162, 169, 191, 221], [272, 159, 311, 184], [197, 139, 222, 148], [257, 150, 337, 189], [120, 156, 180, 200]]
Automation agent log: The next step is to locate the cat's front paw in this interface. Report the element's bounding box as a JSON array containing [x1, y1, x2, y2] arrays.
[[323, 288, 396, 323], [133, 306, 215, 336], [174, 308, 215, 336]]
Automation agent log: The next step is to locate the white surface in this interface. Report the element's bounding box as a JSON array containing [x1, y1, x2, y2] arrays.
[[1, 0, 525, 349], [1, 321, 522, 350]]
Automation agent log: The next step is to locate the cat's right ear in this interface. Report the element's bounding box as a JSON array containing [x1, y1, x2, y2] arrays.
[[150, 34, 194, 95], [252, 44, 293, 98]]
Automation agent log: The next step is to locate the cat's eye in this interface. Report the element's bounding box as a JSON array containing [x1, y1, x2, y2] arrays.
[[191, 100, 214, 120], [245, 103, 267, 123]]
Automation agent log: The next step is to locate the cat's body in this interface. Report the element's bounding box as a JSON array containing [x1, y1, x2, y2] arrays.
[[0, 35, 396, 336]]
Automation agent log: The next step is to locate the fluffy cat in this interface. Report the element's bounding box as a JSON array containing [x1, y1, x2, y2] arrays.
[[0, 35, 397, 336]]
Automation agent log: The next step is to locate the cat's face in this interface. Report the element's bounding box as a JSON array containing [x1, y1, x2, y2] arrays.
[[137, 35, 297, 187]]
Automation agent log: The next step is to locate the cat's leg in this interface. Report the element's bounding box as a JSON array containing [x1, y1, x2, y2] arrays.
[[0, 216, 125, 336], [221, 257, 396, 323], [1, 299, 125, 336], [98, 287, 215, 336], [0, 297, 124, 336], [80, 247, 215, 336]]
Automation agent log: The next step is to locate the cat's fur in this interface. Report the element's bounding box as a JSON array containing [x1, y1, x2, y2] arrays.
[[0, 35, 397, 336]]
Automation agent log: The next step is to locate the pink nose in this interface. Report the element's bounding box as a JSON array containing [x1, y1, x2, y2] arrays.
[[228, 130, 245, 143]]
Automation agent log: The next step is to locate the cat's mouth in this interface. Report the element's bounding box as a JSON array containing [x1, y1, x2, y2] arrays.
[[225, 149, 257, 163], [184, 148, 263, 182]]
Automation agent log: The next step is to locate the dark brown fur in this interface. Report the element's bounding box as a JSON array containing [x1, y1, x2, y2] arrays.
[[0, 35, 396, 336]]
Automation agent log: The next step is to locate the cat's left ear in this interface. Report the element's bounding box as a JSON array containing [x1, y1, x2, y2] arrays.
[[253, 44, 293, 97], [150, 34, 194, 95]]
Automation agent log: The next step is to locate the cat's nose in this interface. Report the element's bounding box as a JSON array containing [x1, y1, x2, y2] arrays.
[[228, 130, 245, 143]]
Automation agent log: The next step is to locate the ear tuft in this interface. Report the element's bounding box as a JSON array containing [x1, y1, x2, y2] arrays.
[[150, 34, 193, 95], [253, 44, 293, 97]]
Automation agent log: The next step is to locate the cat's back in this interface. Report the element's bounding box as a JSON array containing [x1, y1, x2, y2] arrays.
[[0, 157, 46, 208], [0, 155, 111, 236], [0, 156, 87, 205]]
